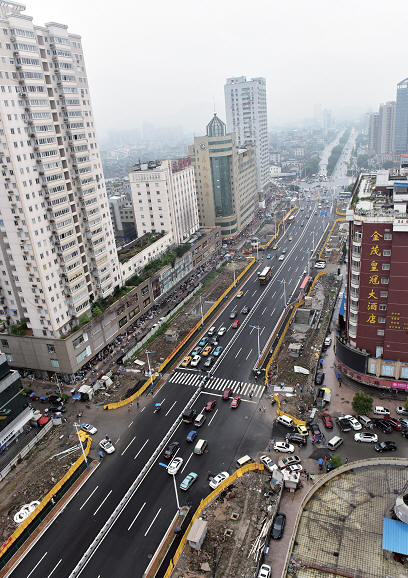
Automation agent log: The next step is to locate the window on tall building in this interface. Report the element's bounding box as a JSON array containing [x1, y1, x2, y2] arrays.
[[381, 278, 389, 284], [382, 263, 390, 270], [383, 249, 391, 256], [381, 364, 394, 377], [380, 291, 388, 298]]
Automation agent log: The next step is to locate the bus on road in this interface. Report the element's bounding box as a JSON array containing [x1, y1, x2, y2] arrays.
[[259, 266, 272, 285]]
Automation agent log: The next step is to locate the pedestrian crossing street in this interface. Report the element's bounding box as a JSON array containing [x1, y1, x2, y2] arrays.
[[169, 371, 264, 399]]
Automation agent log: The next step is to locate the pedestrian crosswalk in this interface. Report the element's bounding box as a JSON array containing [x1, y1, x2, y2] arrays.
[[169, 370, 264, 399]]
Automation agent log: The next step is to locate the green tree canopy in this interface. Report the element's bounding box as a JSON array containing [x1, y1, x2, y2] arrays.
[[352, 391, 373, 415], [329, 455, 343, 469]]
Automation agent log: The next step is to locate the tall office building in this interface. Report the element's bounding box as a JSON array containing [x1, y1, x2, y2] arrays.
[[0, 2, 120, 339], [368, 112, 380, 154], [224, 76, 268, 193], [378, 102, 396, 155], [337, 170, 408, 392], [129, 158, 199, 245], [189, 114, 257, 239], [394, 77, 408, 155]]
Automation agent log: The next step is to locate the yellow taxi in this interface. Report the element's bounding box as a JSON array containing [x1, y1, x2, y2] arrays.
[[236, 290, 244, 298], [201, 345, 212, 356], [181, 356, 192, 367], [297, 424, 308, 436], [272, 244, 278, 250]]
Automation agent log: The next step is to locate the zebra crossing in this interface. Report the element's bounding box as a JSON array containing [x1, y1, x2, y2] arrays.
[[169, 370, 264, 399]]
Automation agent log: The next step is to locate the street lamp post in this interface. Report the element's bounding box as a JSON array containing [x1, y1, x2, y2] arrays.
[[199, 295, 204, 327], [278, 279, 287, 307], [159, 462, 181, 519], [73, 422, 89, 469], [146, 350, 156, 393], [249, 325, 262, 370]]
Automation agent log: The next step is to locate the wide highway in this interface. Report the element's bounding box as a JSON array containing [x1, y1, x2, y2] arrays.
[[9, 198, 332, 578]]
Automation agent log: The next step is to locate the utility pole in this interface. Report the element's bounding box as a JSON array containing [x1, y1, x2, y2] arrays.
[[146, 350, 156, 392], [249, 325, 262, 370], [73, 422, 89, 469]]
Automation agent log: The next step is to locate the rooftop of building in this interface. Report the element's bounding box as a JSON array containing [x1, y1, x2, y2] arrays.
[[287, 461, 408, 577], [347, 169, 408, 221], [117, 232, 166, 264]]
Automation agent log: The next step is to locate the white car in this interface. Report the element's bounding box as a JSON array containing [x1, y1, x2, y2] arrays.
[[80, 423, 97, 435], [258, 564, 271, 578], [344, 415, 362, 431], [167, 456, 183, 475], [278, 255, 285, 261], [273, 441, 294, 453], [315, 261, 326, 269], [324, 336, 332, 347], [396, 406, 408, 416], [190, 355, 201, 367], [209, 471, 229, 489], [284, 463, 303, 473], [260, 455, 278, 473], [217, 326, 227, 336], [373, 406, 390, 416], [354, 432, 378, 443], [99, 439, 115, 454]]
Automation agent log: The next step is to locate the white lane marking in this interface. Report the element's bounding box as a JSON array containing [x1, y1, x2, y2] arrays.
[[235, 347, 242, 359], [271, 291, 276, 298], [251, 291, 257, 297], [27, 552, 47, 578], [115, 437, 120, 444], [128, 421, 133, 428], [180, 452, 193, 474], [260, 327, 265, 336], [261, 307, 267, 315], [128, 502, 146, 531], [288, 278, 292, 285], [121, 436, 136, 456], [93, 490, 112, 516], [270, 308, 276, 317], [207, 408, 218, 426], [245, 348, 253, 361], [144, 508, 162, 537], [46, 559, 62, 578], [249, 326, 255, 335], [79, 485, 99, 511], [140, 407, 145, 412], [165, 401, 177, 416]]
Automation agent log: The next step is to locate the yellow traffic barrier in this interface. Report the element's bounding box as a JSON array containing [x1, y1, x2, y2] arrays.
[[0, 434, 92, 559], [163, 462, 264, 577], [318, 217, 345, 261]]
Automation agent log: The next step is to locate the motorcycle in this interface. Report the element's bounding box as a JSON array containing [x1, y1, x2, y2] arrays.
[[154, 403, 161, 414]]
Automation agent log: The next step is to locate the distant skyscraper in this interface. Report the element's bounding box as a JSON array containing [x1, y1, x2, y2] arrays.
[[0, 2, 120, 339], [394, 77, 408, 154], [189, 114, 257, 239], [378, 101, 396, 154], [224, 76, 268, 193], [368, 113, 380, 154]]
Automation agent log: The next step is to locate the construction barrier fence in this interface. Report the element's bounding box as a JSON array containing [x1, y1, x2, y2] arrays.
[[163, 462, 264, 577], [0, 434, 92, 565]]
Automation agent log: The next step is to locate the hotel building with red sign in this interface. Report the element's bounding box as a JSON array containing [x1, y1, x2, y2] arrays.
[[336, 169, 408, 391]]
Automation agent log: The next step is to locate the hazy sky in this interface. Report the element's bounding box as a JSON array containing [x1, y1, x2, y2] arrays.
[[27, 0, 408, 136]]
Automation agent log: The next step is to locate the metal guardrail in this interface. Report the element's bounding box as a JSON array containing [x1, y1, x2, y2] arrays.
[[70, 389, 202, 577]]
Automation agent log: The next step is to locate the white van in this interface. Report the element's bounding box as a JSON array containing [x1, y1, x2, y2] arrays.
[[277, 415, 294, 428], [194, 413, 206, 428], [236, 455, 252, 467], [194, 439, 208, 455], [328, 436, 343, 451], [358, 415, 373, 429]]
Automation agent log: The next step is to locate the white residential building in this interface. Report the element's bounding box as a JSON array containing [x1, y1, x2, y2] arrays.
[[0, 2, 120, 339], [129, 158, 199, 245], [224, 76, 269, 193]]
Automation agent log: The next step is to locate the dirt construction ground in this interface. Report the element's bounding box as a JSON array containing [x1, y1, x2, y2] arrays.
[[0, 260, 248, 545]]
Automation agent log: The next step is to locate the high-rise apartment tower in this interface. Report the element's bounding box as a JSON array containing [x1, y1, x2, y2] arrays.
[[224, 76, 269, 193], [394, 77, 408, 155], [0, 2, 120, 339]]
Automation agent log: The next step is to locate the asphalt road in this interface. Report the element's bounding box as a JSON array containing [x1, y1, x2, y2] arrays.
[[7, 198, 338, 578]]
